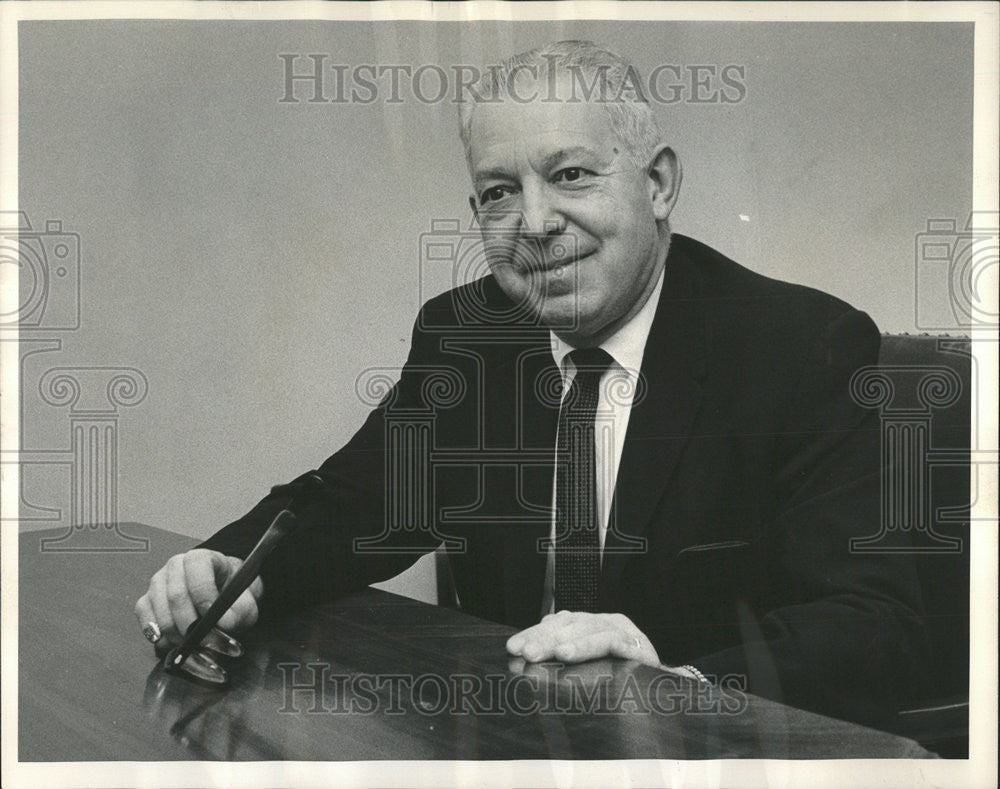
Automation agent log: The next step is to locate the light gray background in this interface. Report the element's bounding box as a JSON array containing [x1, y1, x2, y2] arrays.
[[17, 20, 973, 600]]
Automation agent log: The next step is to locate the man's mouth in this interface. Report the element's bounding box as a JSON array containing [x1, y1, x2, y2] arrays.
[[532, 250, 593, 275]]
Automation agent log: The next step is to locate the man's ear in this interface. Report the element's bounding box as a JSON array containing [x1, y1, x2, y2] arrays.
[[468, 195, 480, 225], [647, 144, 682, 222]]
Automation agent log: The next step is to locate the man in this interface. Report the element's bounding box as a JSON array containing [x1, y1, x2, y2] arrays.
[[135, 41, 926, 727]]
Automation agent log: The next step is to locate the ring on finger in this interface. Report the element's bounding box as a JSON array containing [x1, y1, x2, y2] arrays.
[[142, 621, 162, 644]]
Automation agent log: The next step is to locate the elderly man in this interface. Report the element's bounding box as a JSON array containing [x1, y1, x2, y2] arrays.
[[135, 41, 925, 727]]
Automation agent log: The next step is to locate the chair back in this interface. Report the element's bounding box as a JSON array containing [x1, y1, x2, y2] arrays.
[[874, 334, 971, 756]]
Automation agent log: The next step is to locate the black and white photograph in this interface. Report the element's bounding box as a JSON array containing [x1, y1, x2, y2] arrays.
[[1, 2, 997, 787]]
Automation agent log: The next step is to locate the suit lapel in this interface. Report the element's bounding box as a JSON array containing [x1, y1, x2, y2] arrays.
[[489, 237, 709, 624], [599, 241, 708, 601], [499, 326, 560, 628]]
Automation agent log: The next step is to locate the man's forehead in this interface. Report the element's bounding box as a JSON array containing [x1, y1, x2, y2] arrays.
[[467, 91, 617, 172]]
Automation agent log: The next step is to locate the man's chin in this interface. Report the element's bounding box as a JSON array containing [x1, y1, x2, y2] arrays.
[[535, 301, 599, 338], [490, 272, 596, 332]]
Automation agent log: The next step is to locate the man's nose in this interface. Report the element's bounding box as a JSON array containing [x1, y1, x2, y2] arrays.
[[519, 183, 566, 237]]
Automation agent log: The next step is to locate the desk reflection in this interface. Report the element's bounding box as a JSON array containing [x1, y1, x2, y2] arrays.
[[20, 525, 931, 761], [142, 646, 283, 760], [141, 639, 750, 762]]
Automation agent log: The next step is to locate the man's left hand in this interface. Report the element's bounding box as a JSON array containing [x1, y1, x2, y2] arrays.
[[506, 611, 660, 667]]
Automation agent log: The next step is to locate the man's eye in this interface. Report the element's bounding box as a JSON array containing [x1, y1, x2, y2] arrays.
[[554, 168, 589, 184], [480, 186, 512, 204]]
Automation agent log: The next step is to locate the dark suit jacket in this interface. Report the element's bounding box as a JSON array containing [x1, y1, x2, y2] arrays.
[[201, 234, 926, 727]]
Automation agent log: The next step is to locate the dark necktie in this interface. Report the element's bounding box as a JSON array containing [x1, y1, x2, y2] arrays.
[[554, 346, 614, 612]]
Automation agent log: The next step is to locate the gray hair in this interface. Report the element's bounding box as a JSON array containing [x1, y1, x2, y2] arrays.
[[457, 40, 663, 170]]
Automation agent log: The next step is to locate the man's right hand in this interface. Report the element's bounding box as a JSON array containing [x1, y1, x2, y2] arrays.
[[133, 548, 264, 651]]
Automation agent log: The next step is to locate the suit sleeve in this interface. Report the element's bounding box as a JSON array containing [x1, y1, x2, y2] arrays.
[[197, 304, 442, 620], [689, 309, 928, 727]]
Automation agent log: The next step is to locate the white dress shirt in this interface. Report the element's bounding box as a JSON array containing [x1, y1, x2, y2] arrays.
[[540, 268, 665, 617]]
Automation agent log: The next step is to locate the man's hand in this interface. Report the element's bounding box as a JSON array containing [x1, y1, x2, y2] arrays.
[[133, 549, 263, 651], [506, 611, 660, 668]]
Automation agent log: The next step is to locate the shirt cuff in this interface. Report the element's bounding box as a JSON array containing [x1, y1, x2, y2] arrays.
[[662, 664, 712, 685]]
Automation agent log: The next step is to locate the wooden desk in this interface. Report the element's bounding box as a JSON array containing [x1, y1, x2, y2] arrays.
[[18, 524, 932, 760]]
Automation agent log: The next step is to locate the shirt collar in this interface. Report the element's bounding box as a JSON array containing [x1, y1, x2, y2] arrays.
[[549, 267, 665, 378]]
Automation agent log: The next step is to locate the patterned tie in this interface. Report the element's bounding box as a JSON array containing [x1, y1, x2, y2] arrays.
[[554, 346, 614, 612]]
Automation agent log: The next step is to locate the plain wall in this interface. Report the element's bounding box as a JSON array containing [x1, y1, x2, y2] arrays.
[[15, 20, 973, 601]]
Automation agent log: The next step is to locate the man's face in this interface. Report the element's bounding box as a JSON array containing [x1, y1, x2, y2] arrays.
[[467, 74, 676, 345]]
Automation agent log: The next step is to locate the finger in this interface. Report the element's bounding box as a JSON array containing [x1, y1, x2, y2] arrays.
[[147, 568, 180, 646], [556, 627, 659, 667], [216, 555, 264, 603], [603, 617, 659, 665], [183, 550, 224, 617], [217, 586, 260, 634], [542, 616, 621, 648], [506, 610, 578, 656], [509, 622, 564, 660], [228, 554, 265, 602], [134, 592, 154, 627], [507, 655, 528, 674], [551, 627, 630, 663], [216, 554, 241, 587], [134, 593, 159, 642], [516, 613, 617, 662], [177, 551, 263, 635], [248, 574, 264, 602], [165, 554, 200, 640], [606, 629, 659, 666], [213, 554, 261, 632]]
